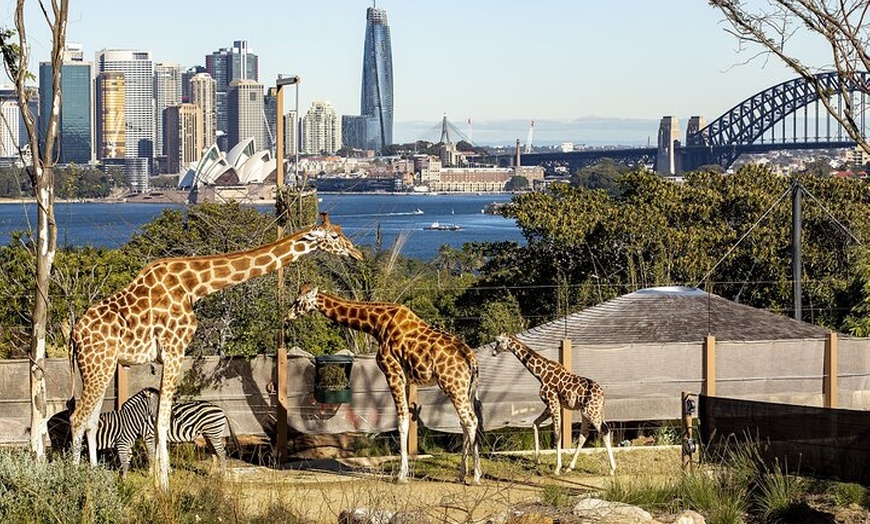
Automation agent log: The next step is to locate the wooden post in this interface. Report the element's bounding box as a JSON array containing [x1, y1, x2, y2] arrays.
[[681, 391, 694, 471], [408, 383, 418, 457], [114, 364, 128, 411], [824, 331, 838, 408], [560, 338, 573, 450], [276, 348, 288, 463], [703, 335, 716, 397], [275, 84, 288, 464]]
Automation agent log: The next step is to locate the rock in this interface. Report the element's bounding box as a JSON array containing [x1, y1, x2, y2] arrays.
[[672, 509, 706, 524], [572, 497, 652, 523], [338, 508, 395, 524]]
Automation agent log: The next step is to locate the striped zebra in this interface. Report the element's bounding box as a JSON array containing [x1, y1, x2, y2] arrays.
[[132, 387, 233, 470]]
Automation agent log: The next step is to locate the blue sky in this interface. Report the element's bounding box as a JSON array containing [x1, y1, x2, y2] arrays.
[[4, 1, 828, 145]]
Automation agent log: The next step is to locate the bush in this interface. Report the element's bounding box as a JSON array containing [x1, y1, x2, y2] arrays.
[[0, 450, 125, 523]]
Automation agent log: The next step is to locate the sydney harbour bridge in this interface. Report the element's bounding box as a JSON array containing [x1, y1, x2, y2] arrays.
[[475, 72, 869, 175]]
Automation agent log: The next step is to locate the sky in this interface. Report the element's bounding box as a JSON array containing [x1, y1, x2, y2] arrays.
[[2, 1, 831, 146]]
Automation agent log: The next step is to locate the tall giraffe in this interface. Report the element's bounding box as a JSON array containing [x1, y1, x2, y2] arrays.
[[492, 333, 616, 475], [69, 213, 362, 488], [286, 284, 484, 484]]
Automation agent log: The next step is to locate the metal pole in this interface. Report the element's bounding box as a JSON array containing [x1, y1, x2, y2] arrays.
[[792, 180, 802, 321]]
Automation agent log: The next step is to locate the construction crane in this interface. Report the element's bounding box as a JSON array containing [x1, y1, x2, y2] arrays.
[[524, 120, 535, 154]]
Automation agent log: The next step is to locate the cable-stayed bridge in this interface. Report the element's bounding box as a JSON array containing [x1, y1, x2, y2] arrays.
[[472, 72, 867, 174]]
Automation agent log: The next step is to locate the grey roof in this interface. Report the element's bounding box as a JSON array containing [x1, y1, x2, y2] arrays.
[[505, 286, 831, 348]]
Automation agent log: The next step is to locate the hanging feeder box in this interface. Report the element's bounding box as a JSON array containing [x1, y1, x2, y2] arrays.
[[314, 354, 354, 404]]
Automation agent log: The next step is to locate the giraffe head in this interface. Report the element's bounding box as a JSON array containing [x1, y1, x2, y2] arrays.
[[492, 333, 513, 356], [286, 283, 320, 320], [301, 213, 364, 261]]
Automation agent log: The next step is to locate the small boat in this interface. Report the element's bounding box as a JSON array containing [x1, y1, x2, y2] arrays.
[[412, 208, 424, 215], [424, 221, 464, 231]]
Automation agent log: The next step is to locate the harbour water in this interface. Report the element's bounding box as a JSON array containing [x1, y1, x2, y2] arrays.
[[0, 193, 525, 261]]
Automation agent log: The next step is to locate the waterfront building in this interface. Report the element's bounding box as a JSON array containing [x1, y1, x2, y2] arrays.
[[154, 62, 182, 166], [344, 6, 393, 152], [95, 72, 126, 161], [302, 100, 341, 155], [190, 72, 217, 150], [97, 49, 155, 189], [205, 40, 259, 150], [227, 79, 265, 153], [38, 44, 93, 165], [164, 103, 202, 174]]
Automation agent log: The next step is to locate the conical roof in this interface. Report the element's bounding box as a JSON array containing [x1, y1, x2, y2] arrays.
[[512, 286, 829, 349]]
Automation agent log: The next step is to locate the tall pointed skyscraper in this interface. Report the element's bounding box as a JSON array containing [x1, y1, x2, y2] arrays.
[[358, 4, 393, 151]]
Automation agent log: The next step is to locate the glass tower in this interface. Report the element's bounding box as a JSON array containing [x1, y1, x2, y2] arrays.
[[39, 45, 93, 165], [360, 5, 393, 151]]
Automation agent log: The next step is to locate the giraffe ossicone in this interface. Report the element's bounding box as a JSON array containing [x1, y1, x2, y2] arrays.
[[69, 213, 361, 489], [287, 283, 484, 485], [493, 333, 616, 475]]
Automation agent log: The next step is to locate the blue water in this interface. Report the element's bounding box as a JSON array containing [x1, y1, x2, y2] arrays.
[[0, 193, 525, 261]]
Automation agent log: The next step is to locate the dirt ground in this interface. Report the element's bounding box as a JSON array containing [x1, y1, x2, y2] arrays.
[[220, 447, 664, 523]]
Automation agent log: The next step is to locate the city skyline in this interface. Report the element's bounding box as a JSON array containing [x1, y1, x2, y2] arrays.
[[6, 1, 832, 146]]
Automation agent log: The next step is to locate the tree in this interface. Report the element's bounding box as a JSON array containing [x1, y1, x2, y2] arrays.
[[0, 0, 69, 459], [504, 175, 529, 191], [710, 0, 870, 154]]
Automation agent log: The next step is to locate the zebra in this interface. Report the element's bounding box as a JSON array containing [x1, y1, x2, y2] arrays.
[[132, 387, 234, 470]]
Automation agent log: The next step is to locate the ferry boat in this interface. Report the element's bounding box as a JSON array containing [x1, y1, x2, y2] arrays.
[[424, 221, 463, 231]]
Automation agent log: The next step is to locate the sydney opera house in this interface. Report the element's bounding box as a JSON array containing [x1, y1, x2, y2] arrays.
[[177, 138, 282, 203]]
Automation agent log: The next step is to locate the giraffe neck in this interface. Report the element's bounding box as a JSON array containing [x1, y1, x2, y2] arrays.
[[315, 292, 387, 339], [508, 339, 553, 381], [184, 229, 315, 299]]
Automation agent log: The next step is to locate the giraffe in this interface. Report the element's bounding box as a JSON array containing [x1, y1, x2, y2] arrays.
[[492, 333, 616, 475], [286, 284, 484, 484], [69, 213, 362, 488]]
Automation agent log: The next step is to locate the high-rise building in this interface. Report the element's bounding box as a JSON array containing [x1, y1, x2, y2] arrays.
[[181, 65, 206, 103], [154, 62, 182, 163], [0, 88, 29, 161], [97, 49, 155, 188], [164, 103, 202, 174], [95, 72, 126, 161], [190, 73, 217, 150], [205, 40, 259, 150], [227, 79, 265, 152], [38, 44, 93, 165], [302, 100, 341, 155], [358, 5, 393, 151]]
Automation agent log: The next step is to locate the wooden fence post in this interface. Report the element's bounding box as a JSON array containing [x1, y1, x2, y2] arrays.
[[703, 335, 716, 397], [276, 348, 288, 463], [408, 383, 418, 457], [115, 364, 128, 411], [824, 331, 838, 408], [560, 338, 573, 450]]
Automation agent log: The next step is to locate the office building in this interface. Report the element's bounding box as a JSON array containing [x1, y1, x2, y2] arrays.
[[95, 72, 126, 161], [357, 5, 394, 151], [181, 65, 206, 103], [227, 79, 265, 152], [302, 100, 341, 155], [97, 49, 155, 188], [164, 103, 202, 174], [0, 88, 29, 162], [154, 62, 182, 163], [38, 44, 93, 165], [205, 40, 258, 150], [190, 72, 217, 150]]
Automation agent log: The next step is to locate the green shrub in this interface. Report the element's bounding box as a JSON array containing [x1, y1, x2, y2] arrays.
[[602, 474, 678, 511], [831, 482, 870, 508], [752, 463, 806, 523], [0, 450, 125, 523], [540, 484, 572, 507]]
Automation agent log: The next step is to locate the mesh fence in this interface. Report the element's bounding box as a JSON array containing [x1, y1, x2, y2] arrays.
[[699, 394, 870, 485]]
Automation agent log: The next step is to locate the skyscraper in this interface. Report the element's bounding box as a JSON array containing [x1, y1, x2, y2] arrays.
[[360, 5, 393, 151], [302, 100, 341, 155], [95, 72, 126, 161], [227, 79, 265, 152], [190, 73, 217, 149], [205, 40, 259, 150], [39, 44, 93, 165], [164, 103, 202, 174], [154, 62, 182, 163], [0, 88, 28, 161], [97, 49, 155, 189]]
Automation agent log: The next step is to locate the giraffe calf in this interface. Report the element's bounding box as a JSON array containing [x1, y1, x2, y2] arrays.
[[493, 333, 616, 475]]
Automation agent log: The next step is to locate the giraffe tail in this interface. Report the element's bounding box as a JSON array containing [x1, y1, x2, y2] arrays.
[[62, 318, 77, 409], [470, 361, 486, 447], [600, 421, 611, 436]]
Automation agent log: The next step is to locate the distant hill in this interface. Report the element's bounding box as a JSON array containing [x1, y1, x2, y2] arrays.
[[394, 116, 660, 148]]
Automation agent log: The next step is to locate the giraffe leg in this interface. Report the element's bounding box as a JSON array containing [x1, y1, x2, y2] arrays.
[[70, 360, 114, 466], [551, 406, 562, 475], [381, 362, 411, 484], [601, 422, 616, 474], [531, 408, 550, 466], [447, 389, 480, 485], [154, 354, 183, 489], [567, 416, 589, 472]]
